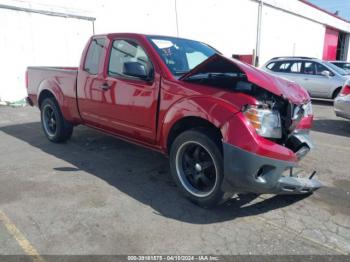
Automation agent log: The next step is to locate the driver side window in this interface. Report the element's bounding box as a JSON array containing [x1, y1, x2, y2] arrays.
[[303, 62, 334, 76], [108, 39, 152, 78], [315, 63, 334, 76]]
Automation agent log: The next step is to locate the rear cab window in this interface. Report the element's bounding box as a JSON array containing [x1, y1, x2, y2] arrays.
[[84, 38, 106, 75]]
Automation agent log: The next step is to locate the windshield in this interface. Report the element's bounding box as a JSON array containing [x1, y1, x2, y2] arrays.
[[325, 62, 349, 76], [148, 36, 217, 76]]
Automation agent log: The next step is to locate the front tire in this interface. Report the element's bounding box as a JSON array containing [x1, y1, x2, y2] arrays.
[[169, 130, 227, 208], [40, 98, 73, 143]]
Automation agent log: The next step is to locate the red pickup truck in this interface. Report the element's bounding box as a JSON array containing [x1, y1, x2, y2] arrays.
[[26, 33, 321, 207]]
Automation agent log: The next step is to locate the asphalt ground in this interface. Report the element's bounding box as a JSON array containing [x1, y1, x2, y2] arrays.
[[0, 100, 349, 257]]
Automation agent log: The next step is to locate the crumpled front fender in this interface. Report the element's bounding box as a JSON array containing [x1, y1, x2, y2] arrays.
[[160, 96, 239, 151], [221, 112, 298, 162]]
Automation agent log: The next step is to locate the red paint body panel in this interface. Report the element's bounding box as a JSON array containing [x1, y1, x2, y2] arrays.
[[296, 115, 313, 130], [323, 27, 339, 61], [233, 54, 253, 65], [221, 113, 297, 162], [26, 33, 313, 164], [158, 78, 259, 150]]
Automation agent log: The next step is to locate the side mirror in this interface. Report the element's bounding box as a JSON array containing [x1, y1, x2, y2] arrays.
[[123, 61, 149, 80], [321, 70, 331, 78]]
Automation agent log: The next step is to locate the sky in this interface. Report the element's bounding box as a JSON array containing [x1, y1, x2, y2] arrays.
[[308, 0, 350, 20]]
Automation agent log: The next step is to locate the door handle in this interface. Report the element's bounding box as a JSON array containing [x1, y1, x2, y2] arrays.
[[100, 82, 110, 91]]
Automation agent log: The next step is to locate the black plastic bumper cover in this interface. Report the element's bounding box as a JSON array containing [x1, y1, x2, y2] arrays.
[[222, 143, 321, 194]]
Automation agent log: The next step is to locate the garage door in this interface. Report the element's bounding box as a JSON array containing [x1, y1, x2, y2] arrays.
[[322, 27, 339, 61]]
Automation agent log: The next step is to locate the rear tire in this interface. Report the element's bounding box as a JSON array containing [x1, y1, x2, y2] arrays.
[[40, 98, 73, 143], [169, 130, 228, 208], [332, 88, 341, 99]]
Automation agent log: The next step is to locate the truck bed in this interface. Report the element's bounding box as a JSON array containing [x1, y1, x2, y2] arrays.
[[26, 66, 79, 122]]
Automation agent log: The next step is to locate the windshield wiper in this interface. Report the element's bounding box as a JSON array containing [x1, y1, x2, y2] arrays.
[[173, 70, 189, 76], [186, 72, 245, 80]]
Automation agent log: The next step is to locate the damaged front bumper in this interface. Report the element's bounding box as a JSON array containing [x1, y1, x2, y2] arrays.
[[222, 133, 321, 195]]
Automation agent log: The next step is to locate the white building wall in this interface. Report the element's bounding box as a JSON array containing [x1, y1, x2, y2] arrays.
[[176, 0, 258, 57], [91, 0, 178, 36], [259, 4, 326, 65], [0, 6, 93, 101]]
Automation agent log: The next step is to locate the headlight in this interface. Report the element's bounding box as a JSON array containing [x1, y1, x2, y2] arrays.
[[303, 101, 313, 117], [243, 105, 282, 139]]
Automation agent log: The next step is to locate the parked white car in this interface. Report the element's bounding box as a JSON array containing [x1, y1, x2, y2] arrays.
[[262, 57, 350, 99], [334, 81, 350, 120]]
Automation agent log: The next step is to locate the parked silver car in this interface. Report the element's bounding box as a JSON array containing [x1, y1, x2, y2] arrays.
[[330, 61, 350, 74], [262, 57, 350, 99], [334, 82, 350, 120]]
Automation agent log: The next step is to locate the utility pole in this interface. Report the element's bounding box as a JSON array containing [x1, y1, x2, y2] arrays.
[[255, 0, 263, 67], [175, 0, 180, 37]]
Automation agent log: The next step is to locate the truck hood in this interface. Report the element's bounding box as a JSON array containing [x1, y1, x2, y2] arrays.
[[180, 54, 309, 104]]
